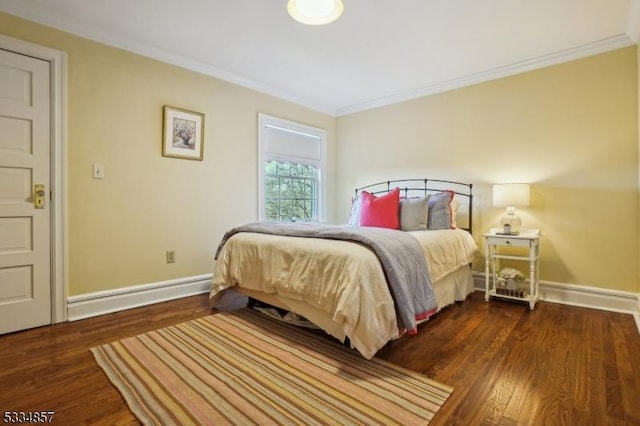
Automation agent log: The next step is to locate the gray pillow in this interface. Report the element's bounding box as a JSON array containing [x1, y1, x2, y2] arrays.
[[427, 190, 454, 230], [399, 195, 430, 231]]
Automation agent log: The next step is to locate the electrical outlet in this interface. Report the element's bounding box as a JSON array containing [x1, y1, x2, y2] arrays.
[[166, 250, 175, 263]]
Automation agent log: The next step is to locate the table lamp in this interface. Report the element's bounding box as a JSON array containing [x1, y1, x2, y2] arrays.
[[493, 183, 530, 234]]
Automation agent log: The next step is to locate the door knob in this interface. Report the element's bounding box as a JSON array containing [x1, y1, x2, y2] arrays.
[[34, 184, 45, 209]]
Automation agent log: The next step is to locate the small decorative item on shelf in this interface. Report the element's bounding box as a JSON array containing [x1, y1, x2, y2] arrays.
[[496, 267, 526, 297]]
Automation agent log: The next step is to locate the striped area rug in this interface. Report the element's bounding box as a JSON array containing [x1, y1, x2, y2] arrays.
[[91, 309, 452, 425]]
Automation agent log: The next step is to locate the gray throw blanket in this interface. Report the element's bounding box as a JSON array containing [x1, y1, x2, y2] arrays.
[[215, 221, 437, 334]]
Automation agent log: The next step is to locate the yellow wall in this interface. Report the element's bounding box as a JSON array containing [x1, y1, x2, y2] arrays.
[[0, 12, 337, 296], [2, 11, 638, 296], [337, 47, 639, 293]]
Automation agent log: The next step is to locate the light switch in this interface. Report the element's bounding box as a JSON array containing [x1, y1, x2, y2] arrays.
[[93, 163, 105, 179]]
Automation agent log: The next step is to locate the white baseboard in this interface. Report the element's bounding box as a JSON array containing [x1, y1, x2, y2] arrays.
[[473, 273, 640, 335], [67, 274, 212, 321], [66, 272, 639, 336]]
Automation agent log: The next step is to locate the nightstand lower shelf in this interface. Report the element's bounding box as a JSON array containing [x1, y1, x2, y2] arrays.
[[486, 289, 539, 309]]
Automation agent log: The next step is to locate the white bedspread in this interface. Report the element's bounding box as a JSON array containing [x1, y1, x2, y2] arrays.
[[409, 228, 479, 282], [211, 228, 478, 358]]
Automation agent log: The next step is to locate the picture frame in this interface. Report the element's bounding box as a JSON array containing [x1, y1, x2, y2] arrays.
[[162, 105, 205, 161]]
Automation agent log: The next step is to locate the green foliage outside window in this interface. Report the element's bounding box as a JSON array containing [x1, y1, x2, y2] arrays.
[[264, 160, 317, 221]]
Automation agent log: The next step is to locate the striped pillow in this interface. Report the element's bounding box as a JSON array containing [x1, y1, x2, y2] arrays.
[[427, 190, 454, 230]]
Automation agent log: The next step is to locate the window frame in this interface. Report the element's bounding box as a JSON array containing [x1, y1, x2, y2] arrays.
[[258, 113, 326, 222]]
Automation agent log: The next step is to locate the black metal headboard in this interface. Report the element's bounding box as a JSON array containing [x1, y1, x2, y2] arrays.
[[355, 178, 473, 234]]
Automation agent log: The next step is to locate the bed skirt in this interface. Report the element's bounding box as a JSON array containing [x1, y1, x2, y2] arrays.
[[213, 264, 475, 345]]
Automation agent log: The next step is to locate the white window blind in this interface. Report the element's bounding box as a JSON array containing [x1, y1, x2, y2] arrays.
[[263, 125, 321, 167], [258, 114, 326, 222]]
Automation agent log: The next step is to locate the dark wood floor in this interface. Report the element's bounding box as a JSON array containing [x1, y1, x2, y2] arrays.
[[1, 291, 639, 425]]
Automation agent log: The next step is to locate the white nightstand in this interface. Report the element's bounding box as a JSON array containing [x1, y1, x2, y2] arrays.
[[483, 228, 541, 310]]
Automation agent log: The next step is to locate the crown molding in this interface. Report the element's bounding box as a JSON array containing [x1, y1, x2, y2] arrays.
[[1, 3, 634, 118], [627, 0, 640, 42], [337, 34, 635, 116], [0, 4, 338, 117]]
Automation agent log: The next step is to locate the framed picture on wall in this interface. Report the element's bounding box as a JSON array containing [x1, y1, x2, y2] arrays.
[[162, 105, 205, 160]]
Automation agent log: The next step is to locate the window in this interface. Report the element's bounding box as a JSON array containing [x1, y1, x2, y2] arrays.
[[258, 114, 326, 222]]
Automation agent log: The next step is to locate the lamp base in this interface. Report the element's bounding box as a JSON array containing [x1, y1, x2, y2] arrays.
[[500, 213, 522, 234]]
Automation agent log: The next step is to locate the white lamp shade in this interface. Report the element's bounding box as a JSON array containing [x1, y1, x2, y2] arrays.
[[287, 0, 344, 25], [493, 184, 530, 207]]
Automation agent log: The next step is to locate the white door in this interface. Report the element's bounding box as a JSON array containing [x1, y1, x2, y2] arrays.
[[0, 48, 51, 334]]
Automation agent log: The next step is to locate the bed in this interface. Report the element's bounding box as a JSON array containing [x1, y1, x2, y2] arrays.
[[210, 179, 479, 359]]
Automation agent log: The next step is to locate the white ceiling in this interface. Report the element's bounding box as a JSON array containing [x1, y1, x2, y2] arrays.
[[1, 0, 638, 116]]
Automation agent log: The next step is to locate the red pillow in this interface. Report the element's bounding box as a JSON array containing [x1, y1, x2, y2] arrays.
[[359, 187, 400, 229]]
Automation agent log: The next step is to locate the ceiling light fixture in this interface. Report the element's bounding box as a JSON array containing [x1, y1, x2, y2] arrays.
[[287, 0, 344, 25]]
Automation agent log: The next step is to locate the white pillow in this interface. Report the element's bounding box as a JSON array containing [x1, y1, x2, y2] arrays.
[[450, 199, 460, 228], [346, 194, 362, 225]]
